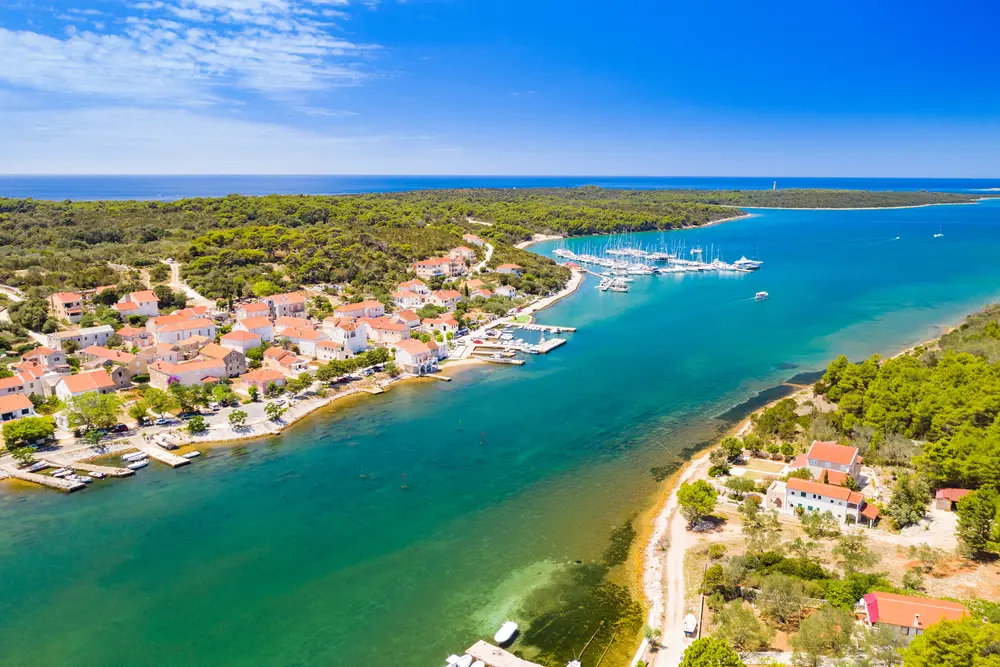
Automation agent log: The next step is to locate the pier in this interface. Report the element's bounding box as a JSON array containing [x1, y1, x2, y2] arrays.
[[42, 459, 135, 478], [512, 323, 577, 333], [133, 439, 191, 468], [0, 465, 86, 492], [465, 641, 544, 667]]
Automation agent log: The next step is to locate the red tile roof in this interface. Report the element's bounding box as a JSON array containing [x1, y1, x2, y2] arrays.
[[50, 291, 82, 303], [807, 440, 859, 466], [237, 317, 273, 330], [0, 392, 33, 415], [935, 488, 972, 503], [59, 370, 116, 394], [0, 376, 26, 391], [81, 346, 136, 363], [241, 369, 285, 384], [786, 477, 865, 504], [221, 330, 262, 342], [863, 592, 967, 628]]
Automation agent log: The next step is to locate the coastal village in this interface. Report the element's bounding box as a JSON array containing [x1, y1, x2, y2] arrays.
[[0, 232, 579, 495]]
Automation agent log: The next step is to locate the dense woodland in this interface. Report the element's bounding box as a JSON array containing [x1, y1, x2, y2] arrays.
[[0, 188, 983, 300]]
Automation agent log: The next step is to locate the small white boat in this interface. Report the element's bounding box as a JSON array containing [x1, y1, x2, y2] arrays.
[[127, 460, 148, 470], [494, 621, 518, 645], [122, 451, 147, 463], [182, 451, 201, 459], [51, 468, 70, 478], [90, 471, 106, 479], [455, 657, 473, 667], [567, 661, 582, 667], [755, 291, 769, 301], [25, 462, 48, 473], [471, 662, 485, 667], [70, 475, 94, 484]]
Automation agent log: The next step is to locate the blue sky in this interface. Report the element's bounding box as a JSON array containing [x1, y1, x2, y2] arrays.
[[1, 0, 998, 175]]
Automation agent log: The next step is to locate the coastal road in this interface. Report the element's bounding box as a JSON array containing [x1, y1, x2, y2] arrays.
[[165, 261, 216, 309]]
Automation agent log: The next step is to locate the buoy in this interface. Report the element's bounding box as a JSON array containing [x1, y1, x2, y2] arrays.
[[401, 473, 407, 490]]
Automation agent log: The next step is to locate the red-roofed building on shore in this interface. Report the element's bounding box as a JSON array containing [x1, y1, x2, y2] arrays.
[[767, 476, 878, 526], [48, 291, 84, 323], [148, 358, 227, 390], [322, 317, 369, 355], [934, 488, 973, 511], [393, 339, 440, 375], [0, 392, 35, 423], [859, 592, 968, 643], [788, 440, 862, 486], [359, 317, 410, 345], [116, 325, 151, 348], [54, 369, 116, 401], [422, 315, 460, 335], [240, 369, 287, 392]]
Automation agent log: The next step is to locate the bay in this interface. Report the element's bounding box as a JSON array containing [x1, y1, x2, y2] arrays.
[[2, 200, 1000, 666]]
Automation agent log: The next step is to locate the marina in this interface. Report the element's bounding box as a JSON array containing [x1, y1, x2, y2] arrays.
[[553, 238, 763, 281]]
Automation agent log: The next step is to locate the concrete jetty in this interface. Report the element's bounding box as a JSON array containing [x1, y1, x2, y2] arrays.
[[133, 440, 191, 468], [512, 323, 577, 333], [465, 641, 543, 667], [43, 459, 134, 478], [0, 465, 86, 492]]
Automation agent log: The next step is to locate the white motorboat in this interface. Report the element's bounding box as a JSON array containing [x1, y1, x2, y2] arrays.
[[755, 291, 769, 301], [182, 451, 201, 459], [122, 451, 147, 463], [51, 468, 70, 478], [127, 459, 148, 470], [90, 471, 106, 479], [494, 621, 518, 645]]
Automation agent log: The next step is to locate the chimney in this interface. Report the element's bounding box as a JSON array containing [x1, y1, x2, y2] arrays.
[[914, 613, 920, 627]]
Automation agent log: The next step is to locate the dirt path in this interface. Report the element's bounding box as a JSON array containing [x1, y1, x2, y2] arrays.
[[165, 261, 215, 309]]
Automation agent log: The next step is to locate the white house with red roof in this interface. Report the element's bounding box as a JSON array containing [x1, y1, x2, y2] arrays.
[[449, 246, 477, 262], [234, 316, 275, 342], [393, 339, 439, 375], [412, 256, 455, 279], [768, 477, 878, 525], [322, 317, 369, 355], [360, 317, 410, 345], [398, 279, 430, 295], [391, 310, 421, 330], [0, 392, 35, 423], [276, 325, 329, 358], [148, 358, 226, 390], [235, 301, 271, 320], [496, 263, 522, 276], [240, 369, 287, 392], [54, 369, 117, 400], [316, 340, 351, 362], [46, 325, 115, 350], [152, 317, 217, 346], [263, 292, 307, 319], [78, 346, 142, 377], [790, 440, 862, 485], [392, 290, 425, 310], [428, 289, 462, 310], [116, 325, 150, 348], [48, 292, 83, 323], [494, 285, 516, 299], [334, 300, 385, 320], [115, 290, 160, 317], [859, 592, 968, 643], [462, 233, 484, 247], [220, 329, 263, 354], [21, 346, 67, 370], [422, 315, 460, 335], [198, 343, 246, 378]]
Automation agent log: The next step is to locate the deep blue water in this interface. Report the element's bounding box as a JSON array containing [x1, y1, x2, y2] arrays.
[[1, 175, 998, 201]]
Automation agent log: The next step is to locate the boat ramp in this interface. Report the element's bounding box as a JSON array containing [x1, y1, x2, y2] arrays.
[[0, 464, 86, 492], [42, 459, 134, 478], [133, 438, 191, 468]]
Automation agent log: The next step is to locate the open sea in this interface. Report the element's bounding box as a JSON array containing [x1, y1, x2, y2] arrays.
[[0, 175, 999, 200], [1, 184, 1000, 666]]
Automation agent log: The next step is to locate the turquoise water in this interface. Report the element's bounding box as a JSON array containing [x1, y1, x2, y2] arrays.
[[2, 201, 1000, 666]]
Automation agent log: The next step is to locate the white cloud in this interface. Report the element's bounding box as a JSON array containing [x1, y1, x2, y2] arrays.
[[0, 0, 379, 105]]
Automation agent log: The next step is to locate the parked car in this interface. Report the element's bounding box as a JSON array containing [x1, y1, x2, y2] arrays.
[[111, 424, 129, 434], [154, 418, 173, 426], [178, 412, 202, 420]]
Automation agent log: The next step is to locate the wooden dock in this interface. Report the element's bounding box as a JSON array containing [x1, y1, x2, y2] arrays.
[[465, 641, 544, 667], [133, 440, 191, 468], [0, 465, 86, 492]]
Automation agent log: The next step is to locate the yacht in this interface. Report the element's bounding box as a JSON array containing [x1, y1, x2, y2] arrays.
[[733, 256, 762, 271], [755, 291, 769, 301], [122, 451, 147, 463], [934, 225, 944, 238], [494, 621, 518, 645], [182, 451, 202, 459]]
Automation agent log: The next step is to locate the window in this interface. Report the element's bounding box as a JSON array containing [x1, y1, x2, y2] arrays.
[[902, 627, 909, 635]]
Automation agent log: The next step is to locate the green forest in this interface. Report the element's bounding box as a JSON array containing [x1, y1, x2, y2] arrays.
[[0, 188, 984, 300]]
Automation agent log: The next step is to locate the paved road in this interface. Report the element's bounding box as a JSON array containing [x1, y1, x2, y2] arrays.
[[473, 242, 494, 273]]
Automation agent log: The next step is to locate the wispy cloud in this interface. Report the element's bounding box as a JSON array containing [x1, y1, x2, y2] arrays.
[[0, 0, 380, 106]]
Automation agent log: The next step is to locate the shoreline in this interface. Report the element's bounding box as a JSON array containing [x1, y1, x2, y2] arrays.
[[628, 298, 998, 666]]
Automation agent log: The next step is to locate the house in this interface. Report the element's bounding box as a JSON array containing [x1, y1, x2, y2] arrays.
[[393, 290, 425, 310], [0, 392, 35, 423], [21, 346, 67, 370], [78, 346, 142, 377], [116, 325, 150, 348], [934, 488, 972, 511], [768, 477, 878, 525], [0, 375, 26, 397], [412, 256, 454, 280], [137, 343, 181, 369], [48, 292, 84, 323], [472, 288, 493, 299], [80, 361, 130, 390], [220, 330, 263, 354], [54, 369, 116, 400], [46, 325, 115, 350], [10, 363, 49, 397], [316, 340, 351, 362], [152, 317, 217, 346], [422, 315, 460, 335], [146, 309, 213, 340], [449, 246, 477, 262], [263, 292, 307, 319], [115, 290, 160, 317], [790, 440, 862, 485], [391, 310, 421, 330], [198, 343, 246, 378], [428, 289, 462, 310], [360, 317, 410, 345], [240, 369, 287, 392], [148, 358, 227, 390], [859, 592, 968, 644], [322, 318, 369, 355], [276, 353, 310, 374], [393, 338, 440, 375], [463, 233, 485, 247], [235, 316, 275, 342], [235, 302, 271, 320], [398, 279, 430, 295], [462, 278, 487, 292], [496, 263, 522, 276], [334, 300, 386, 320], [276, 326, 329, 358], [494, 285, 516, 299], [264, 347, 292, 368]]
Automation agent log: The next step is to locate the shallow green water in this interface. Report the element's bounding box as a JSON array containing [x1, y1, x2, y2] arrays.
[[2, 201, 1000, 666]]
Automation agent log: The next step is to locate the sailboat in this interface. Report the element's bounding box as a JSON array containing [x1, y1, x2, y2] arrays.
[[933, 225, 944, 238], [772, 180, 777, 190]]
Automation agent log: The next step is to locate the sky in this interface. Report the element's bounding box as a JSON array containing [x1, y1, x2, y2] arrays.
[[1, 0, 999, 176]]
